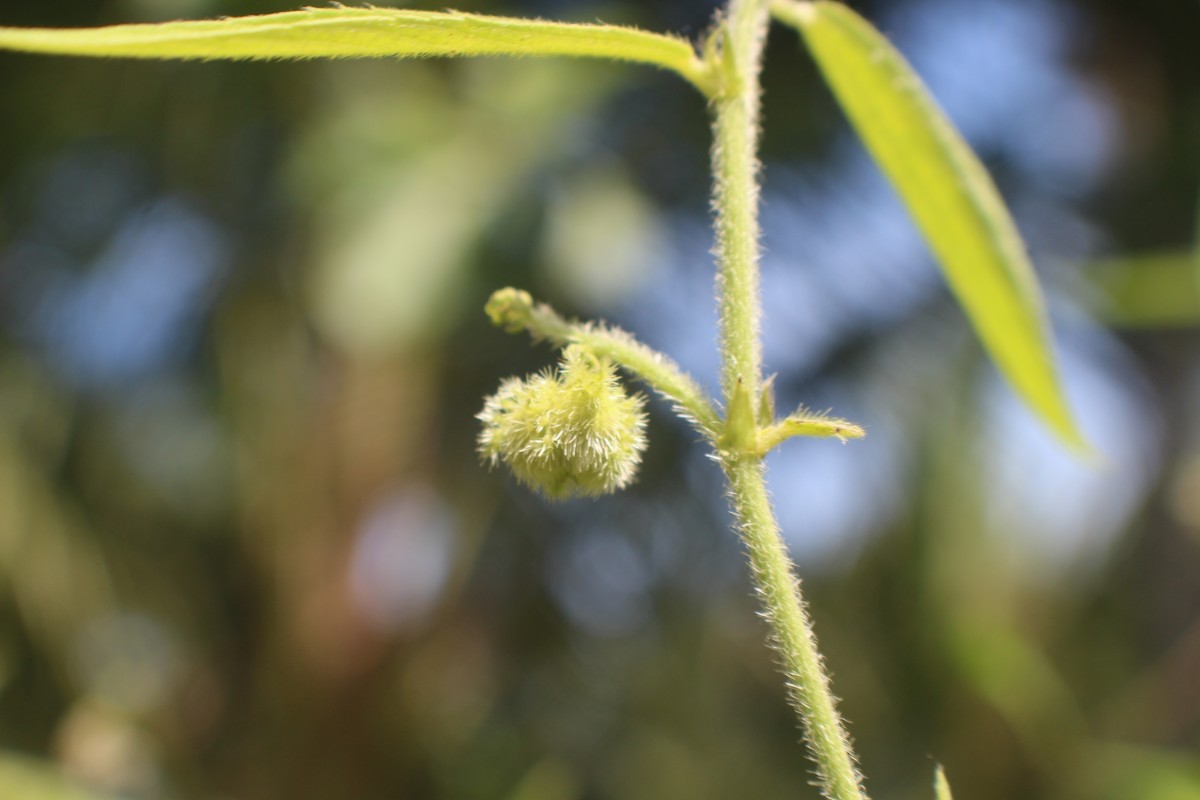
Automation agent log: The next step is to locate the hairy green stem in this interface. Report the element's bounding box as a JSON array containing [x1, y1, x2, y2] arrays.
[[712, 0, 769, 409], [726, 456, 868, 800], [485, 288, 723, 438], [710, 3, 869, 799]]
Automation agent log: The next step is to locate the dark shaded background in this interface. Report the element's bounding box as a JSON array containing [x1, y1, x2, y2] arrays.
[[1, 0, 1198, 798]]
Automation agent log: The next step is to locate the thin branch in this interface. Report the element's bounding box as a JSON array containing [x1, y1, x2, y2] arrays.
[[485, 288, 723, 439]]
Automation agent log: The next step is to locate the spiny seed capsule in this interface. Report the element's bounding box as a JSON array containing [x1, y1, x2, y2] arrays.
[[478, 345, 648, 500]]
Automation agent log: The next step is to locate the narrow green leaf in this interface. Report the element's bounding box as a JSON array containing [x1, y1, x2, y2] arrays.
[[934, 765, 954, 800], [772, 0, 1086, 451], [757, 407, 865, 454], [0, 7, 715, 94]]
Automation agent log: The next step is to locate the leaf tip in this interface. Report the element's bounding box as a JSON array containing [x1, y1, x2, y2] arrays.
[[833, 420, 867, 441], [934, 764, 953, 800], [1044, 405, 1097, 462], [1063, 428, 1103, 464]]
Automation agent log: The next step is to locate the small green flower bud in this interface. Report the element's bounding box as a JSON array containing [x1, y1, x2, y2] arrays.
[[484, 287, 535, 333], [478, 345, 648, 500]]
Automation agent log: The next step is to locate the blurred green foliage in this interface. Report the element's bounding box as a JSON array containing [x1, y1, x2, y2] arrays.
[[0, 1, 1199, 799]]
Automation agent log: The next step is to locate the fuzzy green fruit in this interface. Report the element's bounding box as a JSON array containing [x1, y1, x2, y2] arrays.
[[478, 345, 648, 500]]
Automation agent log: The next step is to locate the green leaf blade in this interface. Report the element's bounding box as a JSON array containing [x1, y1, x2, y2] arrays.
[[0, 8, 714, 93], [773, 0, 1086, 451]]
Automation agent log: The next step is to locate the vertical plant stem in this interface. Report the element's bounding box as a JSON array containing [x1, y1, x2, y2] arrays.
[[712, 0, 769, 402], [711, 2, 869, 799], [726, 456, 868, 800]]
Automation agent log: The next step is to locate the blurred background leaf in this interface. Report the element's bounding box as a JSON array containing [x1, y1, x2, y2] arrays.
[[0, 753, 119, 800]]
